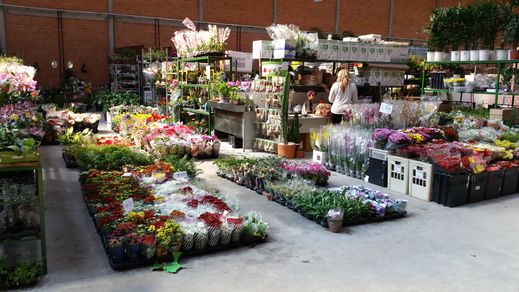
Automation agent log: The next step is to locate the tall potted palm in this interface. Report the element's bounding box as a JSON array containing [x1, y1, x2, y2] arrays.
[[505, 13, 519, 59], [277, 72, 297, 158]]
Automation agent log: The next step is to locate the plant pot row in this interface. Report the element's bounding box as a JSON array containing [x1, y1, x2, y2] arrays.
[[427, 49, 519, 62]]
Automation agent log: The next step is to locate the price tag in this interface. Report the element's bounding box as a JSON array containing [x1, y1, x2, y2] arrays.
[[364, 175, 370, 182], [122, 173, 132, 177], [379, 102, 393, 115], [416, 170, 424, 180], [394, 165, 402, 173], [173, 171, 189, 181], [122, 198, 134, 213]]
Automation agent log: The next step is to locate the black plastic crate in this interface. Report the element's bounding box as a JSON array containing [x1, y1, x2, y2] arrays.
[[367, 158, 388, 187], [485, 170, 504, 200], [502, 167, 518, 196], [468, 173, 488, 203], [433, 171, 469, 207]]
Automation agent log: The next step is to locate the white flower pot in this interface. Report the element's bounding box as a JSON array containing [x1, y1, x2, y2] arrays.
[[451, 51, 461, 61], [443, 52, 451, 61], [496, 49, 509, 60], [470, 50, 479, 61], [434, 51, 444, 62], [426, 52, 435, 62], [460, 50, 470, 61], [478, 49, 491, 61]]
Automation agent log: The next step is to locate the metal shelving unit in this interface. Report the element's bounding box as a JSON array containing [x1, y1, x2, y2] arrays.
[[421, 59, 519, 108], [0, 160, 47, 274], [110, 64, 140, 94]]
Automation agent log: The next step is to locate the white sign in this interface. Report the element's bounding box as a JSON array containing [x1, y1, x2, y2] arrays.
[[364, 175, 370, 182], [122, 198, 134, 213], [122, 173, 132, 177], [416, 170, 424, 180], [173, 171, 189, 181], [394, 165, 402, 173], [379, 102, 393, 115]]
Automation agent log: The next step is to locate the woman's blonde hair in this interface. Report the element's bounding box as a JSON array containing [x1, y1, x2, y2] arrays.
[[337, 68, 349, 92]]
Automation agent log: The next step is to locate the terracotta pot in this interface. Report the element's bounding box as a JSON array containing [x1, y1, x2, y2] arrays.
[[510, 50, 519, 60], [328, 220, 342, 233], [277, 143, 297, 159], [296, 150, 305, 158]]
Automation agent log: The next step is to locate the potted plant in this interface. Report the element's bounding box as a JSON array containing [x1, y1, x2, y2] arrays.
[[505, 13, 519, 59], [497, 0, 519, 60], [476, 1, 502, 60], [326, 208, 344, 233], [445, 5, 466, 61], [277, 72, 297, 158]]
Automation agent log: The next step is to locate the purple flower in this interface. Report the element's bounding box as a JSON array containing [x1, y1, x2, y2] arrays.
[[388, 132, 411, 145], [372, 128, 395, 141]]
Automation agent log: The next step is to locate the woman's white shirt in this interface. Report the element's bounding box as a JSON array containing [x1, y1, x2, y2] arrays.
[[328, 81, 358, 114]]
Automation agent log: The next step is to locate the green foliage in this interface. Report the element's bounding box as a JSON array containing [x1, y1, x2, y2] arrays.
[[242, 212, 269, 239], [0, 258, 42, 289], [57, 127, 95, 146], [292, 189, 373, 223], [143, 48, 168, 62], [163, 155, 200, 178], [73, 145, 153, 171], [289, 112, 301, 144], [281, 72, 291, 145], [505, 13, 519, 48], [94, 90, 140, 112]]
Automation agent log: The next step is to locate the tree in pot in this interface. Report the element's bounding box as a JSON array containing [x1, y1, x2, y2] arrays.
[[505, 13, 519, 59], [475, 0, 503, 60], [277, 72, 297, 159]]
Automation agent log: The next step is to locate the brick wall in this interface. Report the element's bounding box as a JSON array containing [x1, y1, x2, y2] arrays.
[[3, 0, 478, 88]]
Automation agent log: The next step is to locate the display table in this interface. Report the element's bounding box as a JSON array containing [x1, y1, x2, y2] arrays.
[[210, 101, 256, 150]]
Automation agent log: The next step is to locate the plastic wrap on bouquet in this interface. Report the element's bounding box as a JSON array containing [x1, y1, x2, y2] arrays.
[[182, 232, 195, 251], [219, 224, 233, 245], [207, 227, 221, 247], [194, 230, 208, 250], [230, 223, 244, 242]]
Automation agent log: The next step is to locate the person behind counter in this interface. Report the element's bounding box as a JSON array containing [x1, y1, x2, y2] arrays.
[[328, 68, 358, 124], [303, 90, 331, 117]]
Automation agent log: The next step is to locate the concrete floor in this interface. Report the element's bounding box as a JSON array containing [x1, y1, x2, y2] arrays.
[[33, 142, 519, 292]]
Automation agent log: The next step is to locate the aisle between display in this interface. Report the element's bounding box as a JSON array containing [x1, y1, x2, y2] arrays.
[[80, 161, 268, 269]]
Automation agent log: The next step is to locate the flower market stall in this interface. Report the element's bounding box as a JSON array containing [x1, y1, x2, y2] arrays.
[[214, 157, 408, 230], [80, 162, 268, 269]]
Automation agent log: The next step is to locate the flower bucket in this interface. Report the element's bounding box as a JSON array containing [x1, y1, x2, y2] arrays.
[[277, 143, 297, 159], [460, 50, 470, 61], [496, 49, 509, 60], [470, 50, 479, 61], [426, 52, 435, 62], [478, 49, 491, 61], [327, 220, 342, 233], [450, 51, 461, 61]]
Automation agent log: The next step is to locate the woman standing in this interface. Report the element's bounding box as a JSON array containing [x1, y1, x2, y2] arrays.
[[328, 68, 358, 124]]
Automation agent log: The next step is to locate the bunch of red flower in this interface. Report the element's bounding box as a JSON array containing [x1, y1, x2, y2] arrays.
[[186, 199, 199, 208], [170, 210, 185, 219], [198, 212, 222, 228], [97, 135, 134, 146], [226, 217, 243, 225], [200, 195, 232, 212]]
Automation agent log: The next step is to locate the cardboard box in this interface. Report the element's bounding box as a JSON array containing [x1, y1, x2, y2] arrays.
[[490, 108, 519, 124], [391, 45, 410, 63], [329, 40, 339, 61], [252, 40, 273, 59], [367, 43, 377, 62], [375, 44, 386, 62], [339, 42, 350, 61], [358, 43, 369, 62], [349, 42, 360, 61], [384, 46, 393, 62], [317, 39, 330, 60], [272, 39, 296, 59]]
